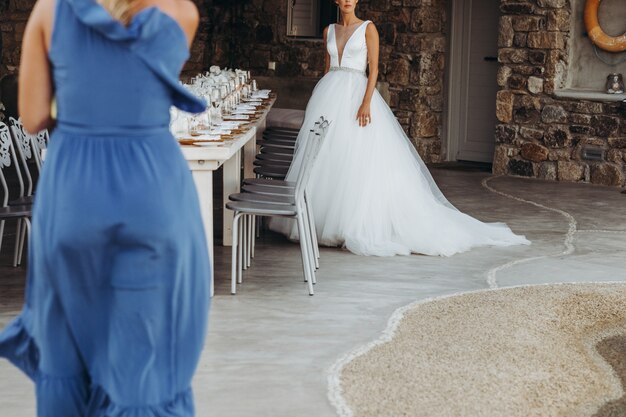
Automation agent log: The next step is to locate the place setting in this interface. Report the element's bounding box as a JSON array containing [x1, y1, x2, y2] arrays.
[[171, 66, 273, 147]]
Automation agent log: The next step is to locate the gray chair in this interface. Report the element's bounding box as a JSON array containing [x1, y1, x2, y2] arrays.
[[255, 153, 293, 163], [226, 117, 329, 295], [0, 122, 32, 263], [261, 142, 295, 151], [238, 122, 329, 269], [8, 117, 42, 265], [242, 118, 329, 271], [253, 166, 289, 180], [257, 137, 296, 147]]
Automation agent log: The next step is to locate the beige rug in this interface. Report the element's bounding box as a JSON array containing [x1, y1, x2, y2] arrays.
[[329, 283, 626, 417]]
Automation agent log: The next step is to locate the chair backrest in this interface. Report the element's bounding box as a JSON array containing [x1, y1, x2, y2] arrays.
[[293, 119, 322, 191], [294, 116, 330, 204], [8, 117, 40, 195], [0, 122, 24, 207], [35, 129, 49, 152]]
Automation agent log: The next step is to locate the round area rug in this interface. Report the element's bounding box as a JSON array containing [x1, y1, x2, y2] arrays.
[[330, 283, 626, 417]]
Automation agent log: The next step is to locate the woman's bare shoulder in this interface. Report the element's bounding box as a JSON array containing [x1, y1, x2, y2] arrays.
[[34, 0, 56, 16], [365, 21, 379, 35], [162, 0, 199, 27], [365, 20, 378, 30], [174, 0, 200, 22], [28, 0, 56, 49], [158, 0, 199, 45]]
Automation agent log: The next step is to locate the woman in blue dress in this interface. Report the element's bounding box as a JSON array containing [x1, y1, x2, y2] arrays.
[[0, 0, 211, 415]]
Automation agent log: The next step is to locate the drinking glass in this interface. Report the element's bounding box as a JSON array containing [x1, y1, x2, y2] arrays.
[[189, 115, 201, 136], [211, 88, 222, 125]]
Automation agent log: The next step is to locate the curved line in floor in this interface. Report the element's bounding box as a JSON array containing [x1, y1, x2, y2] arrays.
[[481, 176, 578, 288], [328, 176, 622, 416], [578, 229, 626, 234]]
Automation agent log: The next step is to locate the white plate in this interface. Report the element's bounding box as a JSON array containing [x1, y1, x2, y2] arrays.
[[193, 142, 223, 147], [218, 121, 246, 127]]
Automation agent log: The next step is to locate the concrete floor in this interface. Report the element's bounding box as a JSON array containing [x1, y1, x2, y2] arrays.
[[0, 169, 625, 416]]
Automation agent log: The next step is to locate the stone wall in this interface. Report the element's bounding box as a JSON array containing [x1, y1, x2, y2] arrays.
[[1, 0, 448, 163], [494, 0, 626, 187], [203, 0, 448, 163], [0, 0, 34, 77], [362, 0, 448, 163], [0, 0, 207, 76]]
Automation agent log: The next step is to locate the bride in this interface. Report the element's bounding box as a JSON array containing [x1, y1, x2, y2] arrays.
[[271, 0, 530, 256]]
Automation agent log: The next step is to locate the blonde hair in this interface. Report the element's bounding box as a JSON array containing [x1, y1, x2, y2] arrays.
[[98, 0, 141, 26]]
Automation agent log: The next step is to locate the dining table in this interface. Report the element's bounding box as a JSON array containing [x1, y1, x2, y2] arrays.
[[179, 95, 276, 296]]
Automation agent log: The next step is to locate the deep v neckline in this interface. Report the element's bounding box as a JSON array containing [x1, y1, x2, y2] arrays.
[[334, 20, 368, 67]]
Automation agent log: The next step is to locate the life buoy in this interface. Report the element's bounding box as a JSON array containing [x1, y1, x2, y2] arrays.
[[584, 0, 626, 52]]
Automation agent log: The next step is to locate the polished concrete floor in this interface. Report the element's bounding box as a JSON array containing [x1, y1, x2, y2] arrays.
[[0, 170, 625, 416]]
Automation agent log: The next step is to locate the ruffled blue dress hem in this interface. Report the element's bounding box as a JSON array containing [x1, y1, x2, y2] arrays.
[[0, 311, 194, 417], [0, 313, 39, 381]]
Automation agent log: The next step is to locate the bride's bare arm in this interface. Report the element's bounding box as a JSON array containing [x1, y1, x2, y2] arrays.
[[323, 26, 331, 74], [356, 22, 379, 127]]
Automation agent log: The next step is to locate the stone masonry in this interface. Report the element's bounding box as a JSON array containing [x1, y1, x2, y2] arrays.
[[202, 0, 448, 163], [0, 0, 35, 77], [0, 0, 208, 76], [494, 0, 626, 187], [0, 0, 469, 165], [2, 0, 624, 184]]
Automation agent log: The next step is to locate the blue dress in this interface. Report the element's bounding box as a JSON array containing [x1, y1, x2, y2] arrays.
[[0, 0, 211, 415]]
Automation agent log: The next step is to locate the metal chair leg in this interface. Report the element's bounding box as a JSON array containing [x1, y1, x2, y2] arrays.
[[300, 207, 317, 282], [238, 215, 244, 282], [296, 214, 315, 295], [303, 200, 319, 270], [231, 212, 243, 294], [251, 215, 256, 258], [17, 218, 27, 265], [305, 196, 320, 264], [241, 215, 247, 271], [13, 219, 22, 267], [246, 214, 253, 268], [0, 219, 5, 254]]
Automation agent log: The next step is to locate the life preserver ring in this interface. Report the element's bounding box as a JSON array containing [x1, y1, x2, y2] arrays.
[[584, 0, 626, 52]]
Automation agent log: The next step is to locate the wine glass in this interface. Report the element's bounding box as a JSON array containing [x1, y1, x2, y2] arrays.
[[211, 88, 222, 125], [189, 115, 201, 136]]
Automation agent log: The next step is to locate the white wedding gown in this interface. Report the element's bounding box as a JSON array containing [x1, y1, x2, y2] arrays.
[[271, 20, 530, 256]]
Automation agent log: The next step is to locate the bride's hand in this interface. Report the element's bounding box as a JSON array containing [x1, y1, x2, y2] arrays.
[[356, 102, 371, 127]]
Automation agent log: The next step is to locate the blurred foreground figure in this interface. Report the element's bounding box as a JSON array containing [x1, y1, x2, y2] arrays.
[[0, 0, 211, 415]]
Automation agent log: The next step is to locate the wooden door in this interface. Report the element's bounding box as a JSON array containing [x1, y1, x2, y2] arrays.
[[447, 0, 500, 163]]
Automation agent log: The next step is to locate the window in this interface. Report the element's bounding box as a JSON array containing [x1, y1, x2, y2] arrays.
[[287, 0, 338, 38]]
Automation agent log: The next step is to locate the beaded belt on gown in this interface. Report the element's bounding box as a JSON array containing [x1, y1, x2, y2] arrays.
[[329, 66, 366, 75]]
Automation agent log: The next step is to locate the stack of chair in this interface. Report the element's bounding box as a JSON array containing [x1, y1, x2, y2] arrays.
[[0, 118, 49, 266], [252, 126, 299, 180], [226, 117, 330, 295], [0, 122, 35, 266]]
